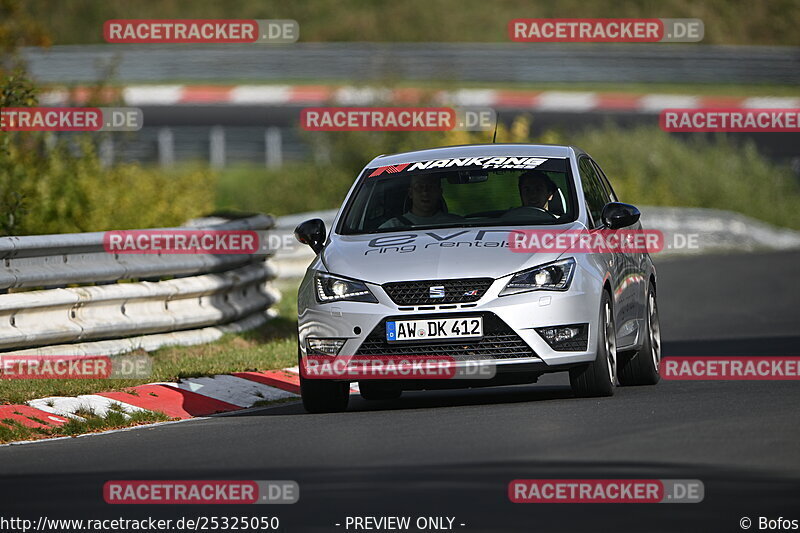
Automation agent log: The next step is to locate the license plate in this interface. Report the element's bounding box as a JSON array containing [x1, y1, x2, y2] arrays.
[[386, 317, 483, 342]]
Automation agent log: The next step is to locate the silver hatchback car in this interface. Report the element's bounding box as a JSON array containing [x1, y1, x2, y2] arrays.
[[295, 144, 661, 413]]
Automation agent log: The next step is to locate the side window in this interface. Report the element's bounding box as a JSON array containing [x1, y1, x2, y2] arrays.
[[578, 158, 610, 227], [591, 160, 618, 202]]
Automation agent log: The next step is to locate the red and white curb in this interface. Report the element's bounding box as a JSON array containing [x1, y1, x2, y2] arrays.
[[38, 84, 800, 113], [0, 367, 359, 440]]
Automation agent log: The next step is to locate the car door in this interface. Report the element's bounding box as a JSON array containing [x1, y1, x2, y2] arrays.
[[590, 158, 646, 349], [577, 157, 631, 347]]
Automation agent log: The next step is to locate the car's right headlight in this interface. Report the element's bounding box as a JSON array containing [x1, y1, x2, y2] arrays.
[[315, 272, 378, 303], [499, 258, 576, 296]]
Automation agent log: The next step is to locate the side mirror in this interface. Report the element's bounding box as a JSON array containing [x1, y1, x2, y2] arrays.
[[601, 202, 640, 229], [294, 218, 326, 254]]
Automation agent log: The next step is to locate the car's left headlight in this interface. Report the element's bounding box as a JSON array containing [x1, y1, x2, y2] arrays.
[[315, 272, 378, 303], [499, 258, 576, 296]]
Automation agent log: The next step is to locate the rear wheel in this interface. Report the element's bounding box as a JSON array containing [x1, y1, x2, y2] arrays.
[[359, 382, 402, 401], [569, 290, 616, 397], [618, 284, 661, 386], [299, 351, 350, 413]]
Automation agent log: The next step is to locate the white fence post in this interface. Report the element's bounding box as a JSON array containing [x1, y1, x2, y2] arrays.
[[158, 127, 175, 167], [99, 137, 114, 168], [210, 126, 226, 168], [265, 127, 283, 169]]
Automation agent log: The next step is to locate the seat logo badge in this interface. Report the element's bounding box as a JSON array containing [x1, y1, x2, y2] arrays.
[[429, 286, 445, 298]]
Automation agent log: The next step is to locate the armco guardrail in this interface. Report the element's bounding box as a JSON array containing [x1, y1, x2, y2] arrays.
[[0, 215, 274, 290], [0, 215, 280, 355], [22, 43, 800, 84]]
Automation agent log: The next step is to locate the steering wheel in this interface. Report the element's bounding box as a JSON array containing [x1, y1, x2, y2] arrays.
[[508, 206, 558, 221]]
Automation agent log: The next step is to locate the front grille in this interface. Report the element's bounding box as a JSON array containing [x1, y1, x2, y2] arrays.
[[355, 312, 537, 360], [382, 278, 494, 306], [550, 338, 588, 351]]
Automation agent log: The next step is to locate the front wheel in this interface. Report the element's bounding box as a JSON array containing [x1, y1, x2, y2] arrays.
[[618, 284, 661, 386], [299, 352, 350, 413], [569, 290, 616, 397]]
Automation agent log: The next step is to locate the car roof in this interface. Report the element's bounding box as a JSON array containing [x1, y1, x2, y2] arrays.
[[367, 143, 582, 167]]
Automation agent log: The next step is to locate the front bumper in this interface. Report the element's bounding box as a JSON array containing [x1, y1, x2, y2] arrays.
[[298, 266, 602, 374]]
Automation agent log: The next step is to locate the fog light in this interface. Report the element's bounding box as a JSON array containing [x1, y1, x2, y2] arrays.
[[535, 324, 588, 351], [542, 326, 579, 343], [307, 338, 346, 355]]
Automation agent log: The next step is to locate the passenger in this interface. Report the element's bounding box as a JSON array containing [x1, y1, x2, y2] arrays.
[[380, 174, 463, 228]]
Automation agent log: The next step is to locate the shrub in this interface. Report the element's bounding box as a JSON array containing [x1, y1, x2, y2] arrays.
[[1, 69, 214, 235], [1, 131, 215, 235], [566, 124, 800, 229], [216, 163, 354, 217]]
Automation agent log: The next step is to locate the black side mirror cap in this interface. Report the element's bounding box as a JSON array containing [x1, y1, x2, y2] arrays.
[[294, 218, 326, 254], [601, 202, 640, 229]]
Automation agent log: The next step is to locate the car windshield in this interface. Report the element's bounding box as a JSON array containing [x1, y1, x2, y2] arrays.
[[338, 156, 577, 235]]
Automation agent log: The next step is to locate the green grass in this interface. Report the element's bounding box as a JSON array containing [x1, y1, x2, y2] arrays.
[[0, 408, 172, 444], [0, 280, 301, 405]]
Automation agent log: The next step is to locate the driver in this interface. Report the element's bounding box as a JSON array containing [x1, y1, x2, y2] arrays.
[[518, 170, 556, 209], [502, 170, 558, 219], [380, 174, 463, 228]]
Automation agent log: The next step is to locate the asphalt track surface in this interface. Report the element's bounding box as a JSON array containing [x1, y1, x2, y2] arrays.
[[1, 250, 799, 532]]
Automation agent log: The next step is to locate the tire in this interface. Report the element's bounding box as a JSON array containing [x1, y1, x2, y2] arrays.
[[299, 352, 350, 413], [569, 290, 616, 397], [618, 284, 661, 386], [359, 382, 402, 401]]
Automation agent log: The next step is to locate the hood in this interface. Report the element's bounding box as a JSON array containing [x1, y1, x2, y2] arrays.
[[321, 223, 582, 284]]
